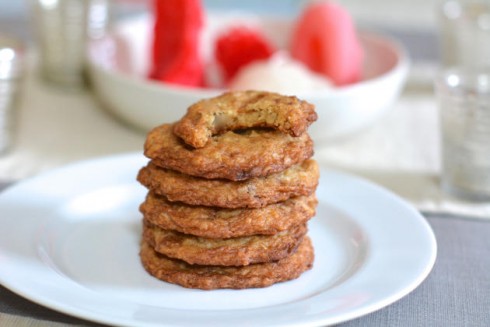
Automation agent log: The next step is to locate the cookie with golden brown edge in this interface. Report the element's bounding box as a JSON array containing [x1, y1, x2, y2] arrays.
[[137, 159, 319, 208], [140, 236, 314, 290], [173, 90, 317, 148], [143, 221, 307, 266], [140, 192, 318, 238], [144, 123, 314, 181]]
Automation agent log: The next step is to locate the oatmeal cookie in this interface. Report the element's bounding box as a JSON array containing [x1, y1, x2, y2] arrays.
[[173, 90, 317, 148], [137, 159, 319, 208], [144, 123, 314, 181], [143, 221, 307, 266], [140, 236, 314, 290], [141, 192, 317, 238]]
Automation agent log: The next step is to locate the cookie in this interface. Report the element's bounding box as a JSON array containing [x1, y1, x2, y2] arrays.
[[140, 236, 314, 290], [140, 192, 317, 238], [144, 123, 314, 181], [137, 159, 319, 208], [143, 220, 307, 266], [173, 90, 317, 148]]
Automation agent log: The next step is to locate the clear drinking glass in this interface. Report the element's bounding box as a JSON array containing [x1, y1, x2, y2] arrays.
[[439, 0, 490, 68], [30, 0, 110, 89], [435, 68, 490, 201], [0, 35, 24, 154]]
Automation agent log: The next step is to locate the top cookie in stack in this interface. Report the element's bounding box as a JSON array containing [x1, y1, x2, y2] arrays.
[[137, 90, 319, 290]]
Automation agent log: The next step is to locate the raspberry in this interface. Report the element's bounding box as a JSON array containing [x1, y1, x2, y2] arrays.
[[215, 26, 275, 82]]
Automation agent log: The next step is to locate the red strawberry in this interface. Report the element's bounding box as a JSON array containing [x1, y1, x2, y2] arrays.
[[215, 26, 276, 82], [149, 0, 204, 87]]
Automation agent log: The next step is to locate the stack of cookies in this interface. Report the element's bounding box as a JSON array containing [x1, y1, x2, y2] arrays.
[[137, 91, 319, 290]]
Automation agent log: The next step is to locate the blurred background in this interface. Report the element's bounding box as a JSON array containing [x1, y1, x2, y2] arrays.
[[0, 0, 441, 63]]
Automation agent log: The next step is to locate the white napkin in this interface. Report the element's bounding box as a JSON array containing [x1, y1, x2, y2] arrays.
[[315, 80, 490, 219], [0, 54, 144, 181], [338, 169, 490, 219]]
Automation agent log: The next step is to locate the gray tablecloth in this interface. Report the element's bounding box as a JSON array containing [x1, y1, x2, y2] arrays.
[[342, 214, 490, 327], [0, 182, 489, 327]]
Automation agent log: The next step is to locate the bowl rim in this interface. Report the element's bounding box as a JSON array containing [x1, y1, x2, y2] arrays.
[[86, 17, 410, 99]]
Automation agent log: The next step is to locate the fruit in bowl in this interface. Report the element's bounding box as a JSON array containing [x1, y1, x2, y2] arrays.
[[87, 1, 409, 141]]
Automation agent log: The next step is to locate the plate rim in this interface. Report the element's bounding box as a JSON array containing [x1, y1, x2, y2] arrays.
[[0, 152, 436, 327]]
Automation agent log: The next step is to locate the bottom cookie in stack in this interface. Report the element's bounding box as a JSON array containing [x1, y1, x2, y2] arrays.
[[140, 236, 314, 290]]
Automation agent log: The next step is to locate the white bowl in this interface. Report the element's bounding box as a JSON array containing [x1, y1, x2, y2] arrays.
[[87, 13, 409, 141]]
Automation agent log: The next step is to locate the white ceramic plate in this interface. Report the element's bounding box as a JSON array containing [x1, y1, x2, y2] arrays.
[[0, 153, 436, 327]]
